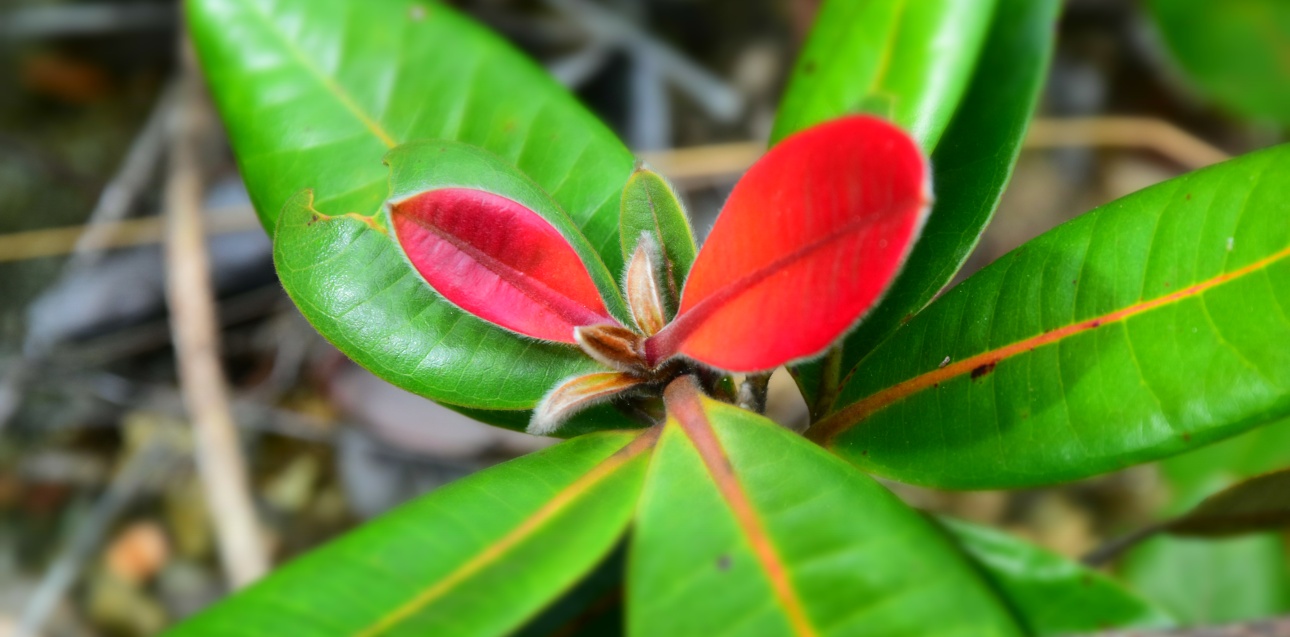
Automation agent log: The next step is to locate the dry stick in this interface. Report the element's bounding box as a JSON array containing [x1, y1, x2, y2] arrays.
[[0, 207, 258, 264], [163, 71, 268, 588], [0, 86, 179, 433], [1026, 116, 1231, 170], [70, 82, 178, 271], [1081, 520, 1170, 567], [0, 116, 1230, 264], [17, 442, 181, 637], [636, 116, 1232, 182]]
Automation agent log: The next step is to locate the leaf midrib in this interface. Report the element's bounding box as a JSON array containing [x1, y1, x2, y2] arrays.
[[352, 429, 658, 637], [237, 0, 397, 149], [666, 382, 820, 637], [810, 242, 1290, 444]]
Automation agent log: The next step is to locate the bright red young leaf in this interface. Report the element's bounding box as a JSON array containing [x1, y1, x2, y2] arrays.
[[645, 116, 931, 372], [390, 188, 618, 343]]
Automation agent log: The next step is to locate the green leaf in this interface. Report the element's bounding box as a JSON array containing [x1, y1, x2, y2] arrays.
[[771, 0, 998, 148], [812, 144, 1290, 489], [1147, 0, 1290, 126], [515, 546, 625, 637], [1114, 418, 1290, 626], [1166, 467, 1290, 536], [1158, 416, 1290, 505], [938, 518, 1175, 636], [189, 0, 634, 263], [1120, 534, 1290, 626], [618, 167, 697, 312], [165, 431, 653, 637], [189, 0, 638, 419], [793, 0, 1062, 415], [628, 378, 1021, 636], [273, 189, 601, 412]]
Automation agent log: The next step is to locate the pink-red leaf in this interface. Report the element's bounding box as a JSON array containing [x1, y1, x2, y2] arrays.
[[647, 116, 931, 371], [391, 188, 617, 344]]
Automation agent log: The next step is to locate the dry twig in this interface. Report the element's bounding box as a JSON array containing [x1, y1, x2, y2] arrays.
[[162, 69, 268, 588], [1026, 116, 1231, 170]]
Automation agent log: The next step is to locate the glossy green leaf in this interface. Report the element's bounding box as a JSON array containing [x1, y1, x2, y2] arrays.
[[938, 518, 1175, 636], [1116, 418, 1290, 626], [1120, 535, 1290, 626], [812, 144, 1290, 489], [619, 167, 697, 312], [189, 0, 634, 258], [628, 378, 1021, 636], [793, 0, 1062, 416], [1147, 0, 1290, 126], [771, 0, 996, 148], [515, 547, 625, 637], [274, 189, 601, 412], [1159, 416, 1290, 500], [190, 0, 637, 421], [165, 431, 652, 637]]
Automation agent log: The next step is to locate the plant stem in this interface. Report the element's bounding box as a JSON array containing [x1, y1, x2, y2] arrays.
[[737, 372, 771, 414], [809, 346, 843, 423], [163, 64, 268, 589]]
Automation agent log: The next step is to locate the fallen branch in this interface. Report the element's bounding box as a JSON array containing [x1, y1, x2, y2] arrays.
[[0, 206, 257, 264], [68, 83, 178, 271], [1025, 116, 1230, 170], [162, 67, 268, 588]]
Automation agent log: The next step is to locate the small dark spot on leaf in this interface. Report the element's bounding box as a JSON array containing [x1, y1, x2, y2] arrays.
[[970, 362, 997, 380], [901, 313, 915, 325], [932, 382, 939, 389], [308, 213, 320, 225], [1182, 432, 1192, 442], [1072, 279, 1078, 285], [1186, 193, 1192, 200], [1020, 410, 1029, 420], [1090, 320, 1102, 328], [861, 450, 869, 456], [716, 554, 731, 571], [1163, 281, 1171, 289], [804, 60, 817, 75]]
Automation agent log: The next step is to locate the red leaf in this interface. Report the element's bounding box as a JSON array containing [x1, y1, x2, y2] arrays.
[[647, 116, 930, 371], [390, 188, 617, 343]]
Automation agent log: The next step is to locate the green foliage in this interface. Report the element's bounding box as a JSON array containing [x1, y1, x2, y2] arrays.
[[772, 0, 997, 148], [790, 0, 1062, 412], [1119, 419, 1290, 626], [1147, 0, 1290, 125], [184, 0, 1290, 633], [814, 145, 1290, 489], [165, 432, 650, 636], [630, 391, 1021, 636], [1122, 535, 1290, 626], [618, 167, 697, 314], [939, 519, 1175, 636], [190, 0, 641, 425]]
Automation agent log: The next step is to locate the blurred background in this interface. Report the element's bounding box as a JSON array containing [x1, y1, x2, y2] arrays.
[[0, 0, 1288, 634]]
